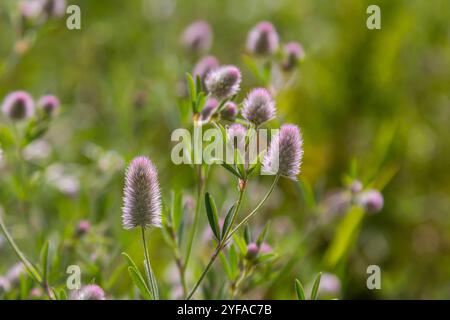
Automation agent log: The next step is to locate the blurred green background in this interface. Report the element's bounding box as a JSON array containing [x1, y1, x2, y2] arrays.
[[0, 0, 449, 299]]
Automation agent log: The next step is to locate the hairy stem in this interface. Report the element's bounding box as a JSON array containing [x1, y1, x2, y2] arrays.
[[141, 226, 158, 299]]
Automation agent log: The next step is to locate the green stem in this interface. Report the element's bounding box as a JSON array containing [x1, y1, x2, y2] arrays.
[[141, 226, 158, 299], [168, 226, 188, 297], [184, 165, 205, 269], [186, 175, 280, 299]]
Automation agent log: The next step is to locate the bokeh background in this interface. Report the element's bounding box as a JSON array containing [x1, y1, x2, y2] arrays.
[[0, 0, 449, 299]]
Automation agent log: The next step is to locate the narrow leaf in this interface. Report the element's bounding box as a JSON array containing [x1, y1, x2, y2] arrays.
[[310, 272, 322, 300], [128, 267, 152, 300], [221, 204, 236, 240], [295, 279, 306, 300], [205, 192, 220, 240]]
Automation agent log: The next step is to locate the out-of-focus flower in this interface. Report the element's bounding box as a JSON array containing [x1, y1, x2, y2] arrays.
[[23, 139, 52, 161], [42, 0, 66, 18], [259, 243, 272, 254], [37, 94, 60, 116], [71, 284, 106, 300], [350, 180, 363, 194], [30, 287, 43, 298], [6, 263, 25, 286], [227, 124, 247, 150], [246, 21, 279, 55], [357, 190, 384, 213], [98, 150, 125, 173], [45, 163, 80, 196], [263, 124, 303, 180], [205, 65, 241, 100], [199, 98, 219, 123], [220, 101, 238, 121], [122, 156, 162, 230], [242, 88, 276, 126], [1, 91, 34, 121], [0, 277, 11, 295], [193, 55, 219, 89], [19, 0, 43, 19], [318, 273, 341, 297], [246, 242, 260, 259], [181, 20, 212, 54], [282, 42, 305, 71], [75, 220, 91, 236]]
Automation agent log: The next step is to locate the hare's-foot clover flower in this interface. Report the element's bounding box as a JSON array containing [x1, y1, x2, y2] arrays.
[[282, 42, 305, 71], [205, 65, 241, 100], [357, 190, 384, 213], [193, 55, 219, 89], [199, 98, 219, 123], [246, 21, 279, 56], [71, 284, 105, 300], [263, 124, 303, 180], [38, 94, 60, 116], [220, 101, 238, 121], [122, 156, 162, 229], [242, 88, 276, 126], [181, 20, 213, 54], [1, 91, 34, 121]]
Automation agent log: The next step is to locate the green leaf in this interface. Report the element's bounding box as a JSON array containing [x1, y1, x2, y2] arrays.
[[40, 241, 50, 283], [232, 234, 247, 255], [221, 204, 236, 240], [186, 73, 197, 112], [128, 267, 152, 300], [205, 192, 220, 241], [122, 252, 139, 271], [195, 91, 206, 114], [228, 245, 239, 279], [256, 221, 270, 246], [220, 163, 243, 179], [219, 252, 233, 280], [144, 259, 159, 300], [244, 225, 251, 244], [57, 288, 68, 300], [310, 272, 322, 300], [295, 279, 306, 300]]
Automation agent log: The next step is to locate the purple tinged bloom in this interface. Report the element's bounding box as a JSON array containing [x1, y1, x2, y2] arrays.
[[205, 65, 241, 100], [259, 243, 272, 254], [246, 21, 279, 55], [227, 123, 247, 151], [75, 220, 91, 236], [122, 156, 162, 229], [19, 0, 43, 19], [318, 273, 341, 297], [43, 0, 66, 18], [282, 42, 305, 71], [200, 98, 219, 123], [1, 91, 34, 121], [246, 242, 260, 259], [263, 124, 303, 180], [38, 94, 60, 116], [242, 88, 276, 126], [71, 284, 105, 300], [181, 20, 213, 53], [193, 55, 219, 89], [220, 101, 238, 121], [357, 190, 384, 213], [350, 180, 363, 194]]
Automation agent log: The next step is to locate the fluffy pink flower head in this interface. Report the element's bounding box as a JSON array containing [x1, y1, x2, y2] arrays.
[[282, 42, 305, 71], [19, 0, 43, 19], [200, 98, 219, 123], [122, 156, 162, 229], [1, 91, 34, 121], [220, 101, 238, 121], [227, 123, 247, 150], [318, 273, 341, 297], [246, 21, 279, 55], [72, 284, 105, 300], [246, 242, 260, 259], [263, 124, 303, 180], [357, 190, 384, 213], [181, 20, 213, 53], [193, 55, 219, 89], [38, 94, 60, 116], [205, 65, 241, 100], [75, 220, 91, 236], [242, 88, 276, 126]]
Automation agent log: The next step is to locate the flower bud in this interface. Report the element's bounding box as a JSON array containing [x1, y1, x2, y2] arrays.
[[181, 20, 212, 54], [246, 21, 279, 55], [71, 284, 105, 300], [220, 101, 238, 121], [1, 91, 34, 121], [199, 98, 219, 123], [205, 65, 241, 100], [242, 88, 276, 126], [193, 55, 219, 90], [246, 242, 260, 259], [357, 190, 384, 213], [282, 42, 305, 71], [38, 94, 60, 116], [75, 220, 91, 236]]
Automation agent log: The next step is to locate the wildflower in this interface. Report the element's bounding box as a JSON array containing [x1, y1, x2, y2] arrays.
[[220, 101, 238, 121], [282, 42, 305, 71], [1, 91, 34, 121], [357, 190, 384, 213], [38, 94, 60, 116], [199, 98, 219, 123], [23, 139, 52, 161], [0, 277, 11, 295], [71, 284, 105, 300], [122, 156, 162, 229], [42, 0, 66, 18], [181, 20, 212, 53], [263, 124, 303, 180], [350, 180, 363, 194], [318, 273, 341, 297], [75, 220, 91, 236], [242, 88, 276, 126], [193, 55, 219, 89], [259, 243, 272, 254], [19, 0, 43, 19], [246, 21, 279, 55], [246, 242, 259, 259], [205, 65, 241, 100]]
